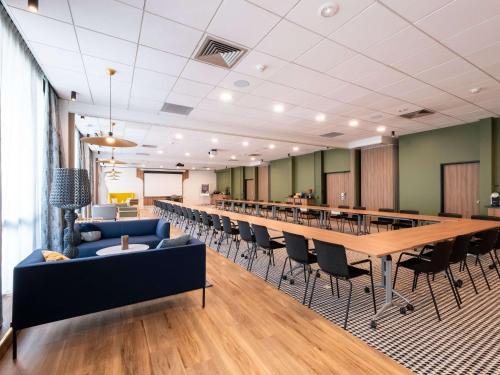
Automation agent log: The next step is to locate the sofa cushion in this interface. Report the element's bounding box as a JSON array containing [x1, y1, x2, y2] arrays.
[[156, 234, 191, 249]]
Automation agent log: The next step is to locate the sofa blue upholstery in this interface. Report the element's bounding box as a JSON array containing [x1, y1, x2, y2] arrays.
[[11, 238, 206, 359], [75, 219, 170, 257]]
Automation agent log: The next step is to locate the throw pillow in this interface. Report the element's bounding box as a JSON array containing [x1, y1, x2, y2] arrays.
[[42, 250, 69, 261], [79, 223, 100, 232], [156, 234, 191, 249], [81, 231, 101, 242]]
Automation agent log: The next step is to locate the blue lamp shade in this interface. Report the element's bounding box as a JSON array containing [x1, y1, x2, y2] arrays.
[[49, 168, 91, 210]]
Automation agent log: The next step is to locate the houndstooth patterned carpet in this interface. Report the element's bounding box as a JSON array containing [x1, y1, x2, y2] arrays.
[[187, 226, 500, 375]]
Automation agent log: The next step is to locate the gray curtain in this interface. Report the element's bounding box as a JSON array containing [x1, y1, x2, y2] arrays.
[[40, 86, 64, 251]]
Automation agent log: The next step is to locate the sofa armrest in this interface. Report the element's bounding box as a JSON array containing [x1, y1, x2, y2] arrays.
[[156, 219, 170, 239]]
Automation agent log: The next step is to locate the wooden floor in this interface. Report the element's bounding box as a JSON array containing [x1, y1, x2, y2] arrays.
[[0, 225, 410, 374]]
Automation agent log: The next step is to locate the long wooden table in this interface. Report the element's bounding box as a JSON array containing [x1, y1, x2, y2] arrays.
[[160, 200, 499, 327]]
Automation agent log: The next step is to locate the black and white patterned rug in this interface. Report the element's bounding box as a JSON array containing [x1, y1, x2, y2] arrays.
[[188, 227, 500, 375]]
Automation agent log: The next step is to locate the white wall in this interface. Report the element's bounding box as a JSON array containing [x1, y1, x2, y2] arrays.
[[182, 170, 217, 205], [102, 167, 143, 203]]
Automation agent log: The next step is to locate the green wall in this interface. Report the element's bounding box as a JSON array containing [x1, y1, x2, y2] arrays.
[[293, 153, 315, 194], [399, 118, 497, 215], [216, 169, 231, 194], [231, 166, 244, 199], [270, 158, 293, 201], [244, 166, 255, 180], [324, 149, 350, 173]]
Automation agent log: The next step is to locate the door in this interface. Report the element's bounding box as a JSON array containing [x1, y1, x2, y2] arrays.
[[246, 179, 255, 201], [326, 172, 352, 207], [442, 162, 480, 218]]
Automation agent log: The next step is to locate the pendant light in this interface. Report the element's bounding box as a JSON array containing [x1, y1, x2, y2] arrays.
[[81, 68, 137, 148], [96, 147, 127, 165]]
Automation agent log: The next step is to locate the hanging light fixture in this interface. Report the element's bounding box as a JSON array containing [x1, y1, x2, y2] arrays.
[[81, 68, 137, 148], [28, 0, 38, 13], [96, 148, 127, 165]]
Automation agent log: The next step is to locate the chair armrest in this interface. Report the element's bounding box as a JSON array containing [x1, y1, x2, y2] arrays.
[[350, 258, 371, 266], [270, 236, 284, 240]]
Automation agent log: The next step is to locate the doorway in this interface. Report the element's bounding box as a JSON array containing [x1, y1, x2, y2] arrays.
[[441, 162, 480, 218], [245, 179, 255, 201], [326, 172, 352, 207]]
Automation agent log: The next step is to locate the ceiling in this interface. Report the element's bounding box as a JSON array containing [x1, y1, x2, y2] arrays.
[[4, 0, 500, 159]]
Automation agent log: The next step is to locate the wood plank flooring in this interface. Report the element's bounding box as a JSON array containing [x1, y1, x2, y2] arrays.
[[0, 226, 411, 374]]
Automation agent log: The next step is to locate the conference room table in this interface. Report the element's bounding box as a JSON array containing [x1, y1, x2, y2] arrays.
[[216, 199, 461, 235], [160, 200, 499, 328]]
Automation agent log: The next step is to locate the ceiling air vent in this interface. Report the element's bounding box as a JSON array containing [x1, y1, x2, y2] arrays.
[[141, 144, 157, 149], [136, 152, 150, 156], [320, 132, 343, 138], [195, 36, 247, 69], [248, 153, 262, 157], [161, 102, 194, 116], [399, 109, 435, 119]]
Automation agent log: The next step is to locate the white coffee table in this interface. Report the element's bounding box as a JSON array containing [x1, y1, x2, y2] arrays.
[[96, 243, 149, 256]]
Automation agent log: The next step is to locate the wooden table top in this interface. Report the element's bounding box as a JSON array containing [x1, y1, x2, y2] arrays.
[[161, 200, 500, 258]]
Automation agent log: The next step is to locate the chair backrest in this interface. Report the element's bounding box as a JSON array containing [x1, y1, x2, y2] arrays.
[[427, 241, 454, 272], [211, 214, 222, 230], [312, 239, 349, 278], [221, 216, 233, 234], [283, 232, 310, 263], [237, 220, 253, 242], [338, 205, 349, 209], [449, 234, 471, 263], [353, 206, 366, 210], [200, 211, 210, 225], [438, 212, 463, 218], [471, 214, 500, 222], [379, 208, 395, 213], [400, 209, 419, 215], [476, 229, 498, 254], [186, 208, 194, 220], [193, 210, 201, 222], [252, 224, 270, 248]]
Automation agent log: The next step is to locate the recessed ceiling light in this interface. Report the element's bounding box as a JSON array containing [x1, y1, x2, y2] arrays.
[[231, 155, 236, 160], [28, 0, 38, 12], [234, 80, 250, 88], [293, 146, 299, 152], [469, 87, 481, 94], [250, 157, 256, 161], [205, 167, 210, 170], [211, 137, 218, 143], [176, 166, 180, 169], [160, 165, 164, 168], [192, 167, 196, 170], [141, 164, 146, 168], [185, 152, 190, 156], [174, 133, 183, 140], [273, 104, 285, 113], [256, 64, 266, 72], [315, 113, 326, 122], [349, 119, 359, 127], [220, 92, 233, 102], [376, 126, 386, 133], [242, 141, 249, 146], [269, 144, 276, 149], [319, 2, 339, 17], [209, 154, 215, 158], [157, 150, 164, 154]]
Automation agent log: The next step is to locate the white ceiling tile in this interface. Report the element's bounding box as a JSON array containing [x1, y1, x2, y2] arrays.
[[119, 0, 144, 9], [246, 0, 297, 16], [323, 83, 369, 102], [167, 92, 202, 107], [207, 0, 280, 48], [415, 0, 500, 40], [235, 94, 273, 111], [218, 72, 263, 93], [145, 0, 221, 30], [173, 78, 214, 97], [466, 42, 500, 80], [285, 107, 319, 120], [9, 8, 79, 51], [29, 41, 84, 73], [6, 0, 72, 22], [69, 0, 142, 42], [42, 65, 90, 99], [283, 88, 323, 106], [379, 0, 454, 23], [133, 68, 177, 90], [181, 60, 228, 85], [77, 28, 137, 65], [301, 96, 344, 113], [376, 77, 430, 97], [128, 98, 164, 112], [432, 69, 498, 97], [327, 54, 382, 81], [88, 75, 131, 107], [355, 66, 407, 91], [233, 50, 288, 79], [390, 43, 456, 76], [130, 84, 169, 102], [295, 39, 356, 72], [287, 0, 375, 36], [250, 81, 292, 101], [140, 12, 203, 57], [257, 20, 322, 61], [83, 55, 133, 82], [415, 58, 473, 84], [330, 3, 408, 52], [135, 45, 188, 76], [205, 87, 245, 102]]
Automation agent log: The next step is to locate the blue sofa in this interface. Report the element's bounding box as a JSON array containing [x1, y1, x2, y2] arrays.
[[75, 218, 170, 257], [11, 238, 206, 360]]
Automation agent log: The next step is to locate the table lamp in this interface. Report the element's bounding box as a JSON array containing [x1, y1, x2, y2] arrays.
[[49, 168, 91, 258]]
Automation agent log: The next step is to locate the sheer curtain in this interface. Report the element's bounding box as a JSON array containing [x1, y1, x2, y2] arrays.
[[0, 5, 63, 299]]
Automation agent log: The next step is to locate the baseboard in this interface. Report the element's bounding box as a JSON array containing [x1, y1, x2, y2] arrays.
[[0, 327, 12, 360]]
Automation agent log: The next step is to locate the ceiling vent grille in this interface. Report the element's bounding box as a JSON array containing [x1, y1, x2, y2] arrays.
[[141, 144, 157, 148], [136, 152, 150, 156], [161, 102, 194, 116], [399, 109, 435, 119], [320, 132, 343, 138], [195, 36, 247, 69], [248, 153, 262, 157]]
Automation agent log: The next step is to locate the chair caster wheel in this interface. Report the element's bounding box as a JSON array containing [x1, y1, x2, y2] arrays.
[[488, 264, 496, 270], [399, 307, 407, 315], [370, 320, 377, 329], [282, 275, 288, 281], [316, 273, 321, 278], [364, 286, 370, 293], [454, 279, 463, 288], [290, 279, 295, 285], [406, 303, 414, 312]]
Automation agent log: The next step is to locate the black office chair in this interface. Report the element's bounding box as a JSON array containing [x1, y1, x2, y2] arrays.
[[467, 229, 499, 290], [192, 209, 203, 238], [438, 212, 463, 218], [279, 232, 318, 304], [471, 214, 500, 221], [251, 224, 286, 281], [299, 207, 318, 226], [393, 241, 456, 321], [221, 216, 240, 259], [331, 205, 349, 232], [370, 208, 395, 232], [236, 220, 256, 264], [308, 239, 376, 329], [345, 206, 366, 233], [392, 209, 419, 230], [210, 214, 223, 250], [200, 211, 213, 242]]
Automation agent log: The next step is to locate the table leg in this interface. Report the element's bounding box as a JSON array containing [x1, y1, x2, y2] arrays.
[[255, 203, 260, 216], [231, 202, 235, 211], [242, 202, 246, 213], [272, 206, 277, 219], [221, 201, 225, 210], [357, 215, 361, 235]]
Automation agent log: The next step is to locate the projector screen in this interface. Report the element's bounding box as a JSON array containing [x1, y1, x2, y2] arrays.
[[144, 172, 183, 196]]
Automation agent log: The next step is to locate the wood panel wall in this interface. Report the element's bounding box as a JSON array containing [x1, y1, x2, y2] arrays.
[[443, 162, 480, 218], [361, 145, 398, 210], [258, 166, 269, 201], [326, 172, 354, 207]]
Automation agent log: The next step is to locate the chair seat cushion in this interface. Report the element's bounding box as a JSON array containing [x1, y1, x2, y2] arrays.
[[266, 240, 286, 250], [398, 257, 433, 273], [347, 265, 370, 278]]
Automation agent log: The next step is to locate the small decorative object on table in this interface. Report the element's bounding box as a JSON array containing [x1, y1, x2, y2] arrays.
[[121, 235, 129, 250], [49, 168, 91, 259]]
